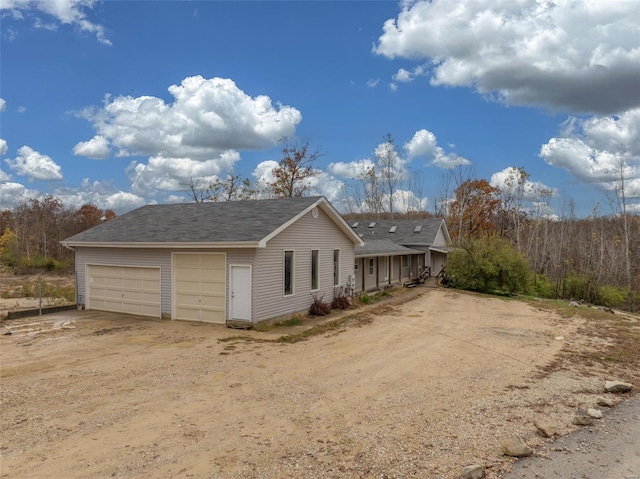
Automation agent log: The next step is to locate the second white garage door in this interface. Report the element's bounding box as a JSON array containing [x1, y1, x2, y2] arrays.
[[87, 265, 161, 317], [174, 253, 226, 323]]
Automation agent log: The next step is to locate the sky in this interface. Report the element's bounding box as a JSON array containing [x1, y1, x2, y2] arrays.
[[0, 0, 639, 218]]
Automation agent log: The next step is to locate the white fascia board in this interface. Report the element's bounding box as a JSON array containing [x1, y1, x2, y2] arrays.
[[60, 241, 263, 249]]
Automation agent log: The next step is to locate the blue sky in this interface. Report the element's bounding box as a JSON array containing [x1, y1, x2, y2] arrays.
[[1, 0, 639, 217]]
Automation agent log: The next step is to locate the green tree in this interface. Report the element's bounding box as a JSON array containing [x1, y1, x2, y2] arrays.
[[447, 235, 532, 294]]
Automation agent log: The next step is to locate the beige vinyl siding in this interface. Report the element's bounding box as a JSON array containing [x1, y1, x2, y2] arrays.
[[433, 224, 447, 247], [76, 247, 256, 321], [254, 208, 355, 322]]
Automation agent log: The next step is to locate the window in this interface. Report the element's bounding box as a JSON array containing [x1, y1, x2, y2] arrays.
[[402, 255, 408, 268], [284, 250, 294, 295], [368, 258, 374, 275], [311, 250, 319, 290], [354, 261, 359, 271], [333, 250, 340, 286]]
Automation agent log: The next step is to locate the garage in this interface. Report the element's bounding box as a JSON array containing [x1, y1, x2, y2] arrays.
[[87, 265, 161, 317], [173, 253, 226, 324]]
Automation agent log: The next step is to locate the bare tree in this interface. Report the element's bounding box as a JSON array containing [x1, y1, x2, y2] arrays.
[[208, 174, 257, 202], [606, 155, 637, 308], [375, 134, 404, 220], [183, 178, 208, 203], [269, 137, 322, 198]]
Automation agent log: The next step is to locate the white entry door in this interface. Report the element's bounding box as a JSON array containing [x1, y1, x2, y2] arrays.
[[230, 265, 251, 322]]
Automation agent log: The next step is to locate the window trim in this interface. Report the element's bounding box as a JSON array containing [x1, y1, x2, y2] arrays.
[[311, 249, 319, 291], [284, 250, 294, 296], [368, 258, 375, 276], [333, 249, 340, 286]]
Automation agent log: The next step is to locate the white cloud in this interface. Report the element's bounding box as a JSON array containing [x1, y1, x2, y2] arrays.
[[374, 0, 640, 114], [389, 83, 398, 92], [404, 128, 471, 169], [1, 0, 111, 45], [52, 179, 148, 214], [5, 145, 63, 181], [540, 109, 640, 195], [490, 167, 559, 200], [78, 76, 302, 162], [17, 106, 26, 113], [393, 68, 413, 83], [327, 159, 375, 180], [0, 98, 5, 112], [0, 182, 34, 209], [72, 135, 110, 159], [127, 150, 240, 196], [252, 160, 279, 188], [0, 169, 11, 182], [367, 78, 380, 88], [0, 139, 7, 155]]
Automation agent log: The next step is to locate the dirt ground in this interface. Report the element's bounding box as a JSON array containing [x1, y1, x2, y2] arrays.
[[1, 288, 637, 479]]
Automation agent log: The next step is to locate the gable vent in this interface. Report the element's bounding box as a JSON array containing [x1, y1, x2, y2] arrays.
[[389, 226, 397, 233], [369, 222, 376, 228], [414, 225, 422, 233]]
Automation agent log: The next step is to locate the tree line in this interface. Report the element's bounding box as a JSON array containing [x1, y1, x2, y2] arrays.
[[1, 135, 637, 310], [0, 198, 115, 272]]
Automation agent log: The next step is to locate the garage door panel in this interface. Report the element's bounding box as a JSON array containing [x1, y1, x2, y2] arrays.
[[176, 306, 201, 321], [202, 256, 225, 268], [200, 294, 225, 307], [174, 253, 226, 324], [87, 265, 161, 318]]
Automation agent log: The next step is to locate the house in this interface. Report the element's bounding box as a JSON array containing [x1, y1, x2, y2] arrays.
[[351, 219, 451, 293], [61, 196, 364, 326]]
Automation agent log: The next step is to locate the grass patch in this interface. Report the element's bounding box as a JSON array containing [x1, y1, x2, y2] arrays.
[[529, 298, 640, 382]]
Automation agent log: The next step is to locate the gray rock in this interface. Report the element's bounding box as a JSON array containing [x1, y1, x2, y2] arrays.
[[596, 396, 615, 407], [502, 436, 533, 457], [605, 380, 633, 393], [534, 419, 558, 438], [461, 464, 484, 479], [572, 412, 592, 426], [569, 301, 581, 307], [588, 408, 603, 418]]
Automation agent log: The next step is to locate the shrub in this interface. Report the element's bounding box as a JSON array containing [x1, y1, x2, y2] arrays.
[[358, 294, 372, 305], [533, 274, 554, 298], [309, 293, 331, 316], [447, 235, 532, 295], [331, 286, 351, 310], [597, 285, 627, 309]]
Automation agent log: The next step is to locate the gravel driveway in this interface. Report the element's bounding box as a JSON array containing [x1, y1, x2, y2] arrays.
[[0, 289, 635, 479]]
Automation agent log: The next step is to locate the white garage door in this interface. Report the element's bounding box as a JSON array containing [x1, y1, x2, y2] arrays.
[[87, 265, 161, 317], [174, 253, 226, 323]]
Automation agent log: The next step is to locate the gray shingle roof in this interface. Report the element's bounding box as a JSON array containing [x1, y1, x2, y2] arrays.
[[355, 239, 421, 257], [63, 196, 326, 244], [351, 219, 446, 246]]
